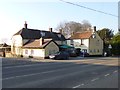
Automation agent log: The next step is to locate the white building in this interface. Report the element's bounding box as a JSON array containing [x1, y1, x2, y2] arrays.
[[11, 22, 66, 58], [67, 26, 103, 56]]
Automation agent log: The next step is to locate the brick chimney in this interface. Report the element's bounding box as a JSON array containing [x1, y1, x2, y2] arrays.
[[59, 29, 63, 34], [24, 21, 27, 29], [39, 38, 44, 46], [93, 26, 96, 32], [49, 28, 52, 32]]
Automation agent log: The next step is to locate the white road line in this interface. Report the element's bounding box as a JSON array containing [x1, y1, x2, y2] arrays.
[[3, 63, 43, 69], [3, 64, 92, 80], [73, 83, 84, 88], [91, 78, 99, 82], [2, 70, 56, 80], [93, 63, 102, 64], [104, 73, 110, 77], [113, 70, 118, 73]]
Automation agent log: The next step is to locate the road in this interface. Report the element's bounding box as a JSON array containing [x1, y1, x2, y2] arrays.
[[1, 57, 119, 88]]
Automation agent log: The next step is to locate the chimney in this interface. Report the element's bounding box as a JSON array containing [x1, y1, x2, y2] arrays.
[[72, 31, 75, 36], [93, 26, 96, 32], [39, 38, 44, 46], [59, 29, 63, 34], [24, 21, 27, 29], [49, 28, 52, 32]]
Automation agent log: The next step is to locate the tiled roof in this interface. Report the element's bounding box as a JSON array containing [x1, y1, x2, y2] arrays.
[[23, 39, 58, 48], [0, 43, 10, 47], [70, 31, 92, 39], [14, 28, 66, 41]]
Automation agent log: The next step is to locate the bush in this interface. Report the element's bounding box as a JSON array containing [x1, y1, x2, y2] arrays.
[[111, 42, 120, 56]]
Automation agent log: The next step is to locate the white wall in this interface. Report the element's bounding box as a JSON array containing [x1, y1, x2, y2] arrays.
[[11, 35, 22, 47], [11, 35, 23, 55], [23, 49, 45, 58], [73, 39, 89, 53], [23, 41, 59, 58]]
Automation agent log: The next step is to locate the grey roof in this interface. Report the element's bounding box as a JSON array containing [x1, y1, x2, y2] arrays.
[[14, 28, 66, 41]]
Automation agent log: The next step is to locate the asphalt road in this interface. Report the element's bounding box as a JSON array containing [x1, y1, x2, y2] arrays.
[[1, 57, 119, 88]]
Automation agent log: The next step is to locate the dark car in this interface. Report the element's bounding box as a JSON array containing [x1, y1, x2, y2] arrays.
[[75, 48, 81, 56], [80, 51, 89, 57], [67, 49, 77, 57], [49, 51, 69, 60], [66, 48, 77, 57]]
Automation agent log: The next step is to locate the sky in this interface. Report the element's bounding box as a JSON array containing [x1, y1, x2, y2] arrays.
[[0, 0, 119, 44]]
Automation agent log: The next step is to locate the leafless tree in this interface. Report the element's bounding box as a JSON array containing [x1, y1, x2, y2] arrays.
[[55, 20, 92, 38]]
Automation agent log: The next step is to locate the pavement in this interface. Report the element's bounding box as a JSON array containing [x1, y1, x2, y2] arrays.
[[1, 57, 119, 88]]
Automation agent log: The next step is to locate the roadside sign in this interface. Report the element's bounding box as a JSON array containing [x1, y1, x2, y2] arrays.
[[108, 44, 112, 49]]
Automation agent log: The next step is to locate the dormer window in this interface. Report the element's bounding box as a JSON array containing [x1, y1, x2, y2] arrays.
[[41, 32, 45, 37], [58, 34, 61, 38]]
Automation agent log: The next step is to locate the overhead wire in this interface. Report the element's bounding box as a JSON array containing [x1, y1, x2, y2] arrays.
[[59, 0, 118, 18]]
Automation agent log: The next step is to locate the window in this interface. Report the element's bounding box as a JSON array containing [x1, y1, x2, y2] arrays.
[[92, 33, 96, 38], [97, 49, 99, 53], [58, 34, 61, 38], [82, 49, 87, 53], [25, 50, 28, 54], [41, 32, 45, 37], [94, 49, 96, 53], [31, 50, 34, 55], [89, 50, 92, 53], [71, 40, 74, 45]]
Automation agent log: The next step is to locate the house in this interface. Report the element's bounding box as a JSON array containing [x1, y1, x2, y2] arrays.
[[11, 22, 66, 58], [67, 26, 103, 56], [0, 43, 11, 57], [22, 39, 59, 59]]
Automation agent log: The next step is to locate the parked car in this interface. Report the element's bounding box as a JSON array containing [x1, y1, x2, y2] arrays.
[[67, 49, 77, 57], [80, 51, 89, 57], [75, 48, 81, 56], [49, 51, 69, 60]]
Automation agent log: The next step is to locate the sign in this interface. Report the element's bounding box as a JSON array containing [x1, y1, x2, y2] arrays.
[[108, 44, 112, 49]]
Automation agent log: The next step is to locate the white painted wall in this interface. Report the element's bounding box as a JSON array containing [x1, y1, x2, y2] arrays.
[[11, 35, 22, 47], [67, 32, 103, 55], [23, 49, 45, 58], [68, 39, 89, 52], [11, 35, 23, 55]]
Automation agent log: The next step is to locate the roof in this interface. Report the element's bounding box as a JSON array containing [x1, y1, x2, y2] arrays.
[[59, 44, 74, 49], [14, 28, 41, 39], [23, 39, 58, 49], [14, 28, 66, 41], [0, 43, 10, 47], [70, 31, 93, 39]]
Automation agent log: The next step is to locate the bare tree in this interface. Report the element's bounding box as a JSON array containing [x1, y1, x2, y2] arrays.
[[81, 20, 92, 31], [55, 20, 92, 38]]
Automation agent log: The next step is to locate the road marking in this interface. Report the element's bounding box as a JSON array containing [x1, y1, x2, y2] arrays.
[[91, 78, 99, 82], [3, 64, 93, 80], [73, 83, 84, 88], [104, 73, 110, 77], [3, 62, 58, 69], [3, 64, 42, 69], [113, 70, 118, 73], [2, 70, 56, 80], [93, 63, 102, 64]]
